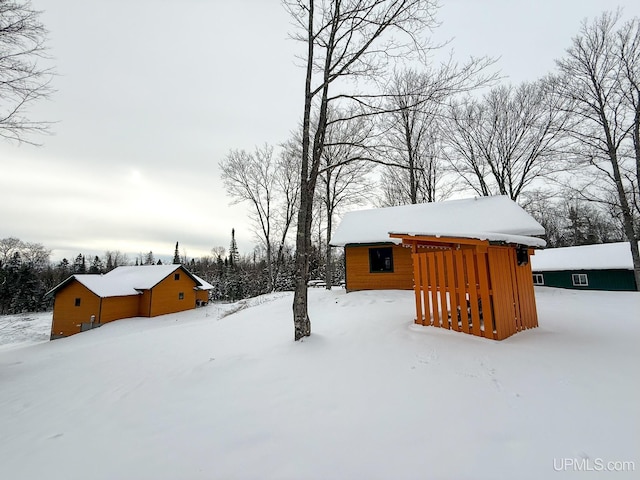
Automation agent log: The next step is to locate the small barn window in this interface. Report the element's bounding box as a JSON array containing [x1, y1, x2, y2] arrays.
[[174, 273, 180, 281], [572, 273, 588, 286], [74, 298, 81, 307], [369, 247, 394, 273], [532, 274, 544, 285], [178, 292, 184, 300]]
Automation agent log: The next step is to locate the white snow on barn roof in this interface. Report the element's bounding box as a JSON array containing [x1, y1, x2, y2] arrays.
[[531, 242, 637, 271], [192, 273, 214, 291], [72, 274, 140, 297], [330, 196, 546, 248], [49, 265, 211, 298]]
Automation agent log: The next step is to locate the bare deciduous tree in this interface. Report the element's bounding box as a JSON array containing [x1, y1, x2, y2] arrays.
[[318, 111, 375, 288], [104, 250, 130, 271], [220, 144, 299, 291], [617, 16, 640, 220], [380, 60, 496, 205], [379, 119, 449, 205], [283, 0, 440, 340], [554, 11, 640, 290], [0, 236, 49, 269], [0, 0, 53, 143], [526, 191, 625, 248], [443, 80, 568, 202]]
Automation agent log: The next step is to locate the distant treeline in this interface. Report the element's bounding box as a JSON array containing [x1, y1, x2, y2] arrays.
[[0, 236, 344, 316]]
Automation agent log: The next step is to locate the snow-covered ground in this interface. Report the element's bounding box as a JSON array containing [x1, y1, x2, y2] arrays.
[[0, 287, 638, 480], [0, 311, 52, 351]]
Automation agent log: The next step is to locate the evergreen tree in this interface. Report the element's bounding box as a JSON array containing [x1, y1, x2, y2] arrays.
[[173, 242, 180, 264], [144, 251, 155, 265], [1, 252, 24, 314], [89, 256, 103, 274], [105, 253, 114, 271], [11, 263, 45, 313], [57, 258, 70, 280], [229, 229, 239, 268], [73, 254, 86, 274]]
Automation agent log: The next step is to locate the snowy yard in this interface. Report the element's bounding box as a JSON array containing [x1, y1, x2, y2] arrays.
[[0, 287, 638, 480]]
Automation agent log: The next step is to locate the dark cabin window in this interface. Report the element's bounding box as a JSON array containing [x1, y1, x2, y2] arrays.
[[369, 247, 394, 273], [532, 274, 544, 285], [174, 273, 180, 281], [75, 298, 81, 307], [178, 292, 184, 300]]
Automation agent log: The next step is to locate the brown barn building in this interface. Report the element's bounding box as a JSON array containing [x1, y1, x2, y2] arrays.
[[47, 265, 213, 339], [330, 196, 546, 340]]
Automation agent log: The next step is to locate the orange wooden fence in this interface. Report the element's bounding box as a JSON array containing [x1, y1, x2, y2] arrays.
[[411, 244, 538, 340]]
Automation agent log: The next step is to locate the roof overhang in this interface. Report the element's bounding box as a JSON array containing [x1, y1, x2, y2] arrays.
[[389, 231, 546, 249]]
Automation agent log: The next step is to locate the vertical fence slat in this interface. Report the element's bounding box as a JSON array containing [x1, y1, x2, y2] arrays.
[[427, 252, 439, 327], [445, 250, 459, 332], [516, 259, 538, 330], [515, 263, 529, 330], [420, 253, 429, 325], [464, 249, 482, 337], [435, 251, 449, 329], [475, 250, 494, 339], [507, 249, 521, 335], [454, 249, 469, 334], [412, 253, 423, 325], [489, 249, 505, 340]]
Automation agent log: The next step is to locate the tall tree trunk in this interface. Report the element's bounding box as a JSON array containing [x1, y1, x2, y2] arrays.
[[402, 109, 418, 204], [266, 242, 274, 292], [611, 155, 640, 290], [324, 202, 334, 290], [293, 188, 312, 340], [292, 0, 315, 341], [604, 120, 640, 290]]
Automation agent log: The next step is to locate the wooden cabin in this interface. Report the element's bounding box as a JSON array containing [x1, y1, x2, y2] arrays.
[[331, 196, 546, 340], [47, 265, 213, 339], [342, 243, 414, 291], [531, 241, 639, 291]]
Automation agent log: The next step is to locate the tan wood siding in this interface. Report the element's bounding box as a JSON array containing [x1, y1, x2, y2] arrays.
[[100, 296, 140, 323], [138, 290, 152, 317], [196, 290, 210, 304], [51, 281, 101, 337], [149, 270, 197, 317], [345, 245, 414, 291]]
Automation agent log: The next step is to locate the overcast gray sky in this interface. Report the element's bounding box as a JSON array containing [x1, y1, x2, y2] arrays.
[[1, 0, 637, 263]]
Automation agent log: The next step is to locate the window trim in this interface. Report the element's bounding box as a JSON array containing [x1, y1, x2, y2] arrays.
[[571, 273, 589, 287], [532, 273, 544, 285], [368, 247, 394, 273]]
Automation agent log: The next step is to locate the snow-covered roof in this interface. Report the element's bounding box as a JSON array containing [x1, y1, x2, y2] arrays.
[[192, 274, 214, 291], [73, 274, 140, 297], [330, 196, 546, 248], [531, 242, 637, 271], [48, 265, 209, 298]]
